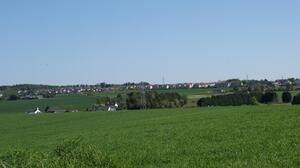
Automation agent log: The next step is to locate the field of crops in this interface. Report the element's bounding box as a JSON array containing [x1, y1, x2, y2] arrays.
[[1, 105, 300, 167]]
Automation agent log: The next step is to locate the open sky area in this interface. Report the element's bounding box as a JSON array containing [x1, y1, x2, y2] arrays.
[[1, 0, 300, 85]]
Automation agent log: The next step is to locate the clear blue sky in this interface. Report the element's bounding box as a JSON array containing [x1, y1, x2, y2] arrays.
[[1, 0, 300, 85]]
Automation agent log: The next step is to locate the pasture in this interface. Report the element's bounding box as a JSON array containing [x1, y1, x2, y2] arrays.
[[1, 105, 300, 167]]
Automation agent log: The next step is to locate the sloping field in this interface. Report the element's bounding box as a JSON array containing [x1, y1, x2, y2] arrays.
[[1, 105, 300, 167]]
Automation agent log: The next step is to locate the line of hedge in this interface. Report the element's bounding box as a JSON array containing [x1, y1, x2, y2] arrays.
[[198, 92, 300, 107], [197, 94, 257, 107]]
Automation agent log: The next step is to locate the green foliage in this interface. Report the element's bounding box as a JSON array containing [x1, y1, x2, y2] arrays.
[[7, 94, 20, 101], [197, 94, 257, 107], [292, 94, 300, 105], [102, 91, 188, 110], [0, 137, 120, 168], [125, 92, 141, 109], [261, 92, 278, 104], [250, 92, 264, 103], [95, 94, 134, 110], [97, 97, 112, 105], [126, 91, 187, 109], [285, 83, 295, 91], [282, 92, 292, 103]]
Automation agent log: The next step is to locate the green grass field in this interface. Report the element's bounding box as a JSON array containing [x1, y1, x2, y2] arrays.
[[0, 94, 96, 113], [1, 105, 300, 167]]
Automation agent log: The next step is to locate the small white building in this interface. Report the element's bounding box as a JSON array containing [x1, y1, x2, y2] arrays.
[[28, 107, 42, 115], [107, 103, 119, 112]]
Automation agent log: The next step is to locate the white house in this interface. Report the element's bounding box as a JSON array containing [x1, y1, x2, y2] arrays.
[[28, 107, 42, 115], [107, 103, 119, 112]]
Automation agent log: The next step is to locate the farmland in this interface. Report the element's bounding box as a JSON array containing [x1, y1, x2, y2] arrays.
[[0, 88, 221, 113], [1, 105, 300, 167]]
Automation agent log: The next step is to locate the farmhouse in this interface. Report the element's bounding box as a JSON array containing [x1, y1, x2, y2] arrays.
[[27, 107, 42, 115], [107, 103, 118, 112]]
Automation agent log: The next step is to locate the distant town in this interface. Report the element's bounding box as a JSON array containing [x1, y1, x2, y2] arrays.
[[0, 78, 299, 101]]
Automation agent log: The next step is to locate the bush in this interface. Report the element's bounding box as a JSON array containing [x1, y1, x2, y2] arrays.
[[250, 92, 264, 103], [0, 137, 120, 168], [197, 94, 257, 107], [292, 94, 300, 105], [7, 94, 20, 101], [261, 92, 278, 104], [282, 91, 292, 103]]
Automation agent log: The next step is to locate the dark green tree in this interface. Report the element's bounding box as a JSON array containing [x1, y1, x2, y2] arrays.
[[261, 92, 278, 104], [292, 94, 300, 105], [7, 94, 19, 101], [282, 91, 292, 103]]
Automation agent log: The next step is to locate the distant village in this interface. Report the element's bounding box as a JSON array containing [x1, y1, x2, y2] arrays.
[[1, 78, 300, 101]]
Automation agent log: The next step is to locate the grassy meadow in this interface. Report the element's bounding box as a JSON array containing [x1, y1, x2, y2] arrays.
[[1, 105, 300, 167]]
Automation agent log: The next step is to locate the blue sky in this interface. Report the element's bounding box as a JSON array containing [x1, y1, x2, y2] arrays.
[[1, 0, 300, 85]]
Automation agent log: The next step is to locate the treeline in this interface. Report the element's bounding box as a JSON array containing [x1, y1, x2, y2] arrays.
[[198, 91, 300, 107], [94, 91, 187, 110], [250, 92, 278, 104], [197, 94, 257, 107]]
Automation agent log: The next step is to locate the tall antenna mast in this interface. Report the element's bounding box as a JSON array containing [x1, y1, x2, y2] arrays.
[[140, 82, 146, 110]]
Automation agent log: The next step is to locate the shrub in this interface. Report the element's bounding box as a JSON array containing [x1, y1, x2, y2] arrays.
[[282, 91, 292, 103], [261, 92, 278, 104], [7, 94, 19, 101], [250, 92, 264, 103], [292, 94, 300, 105]]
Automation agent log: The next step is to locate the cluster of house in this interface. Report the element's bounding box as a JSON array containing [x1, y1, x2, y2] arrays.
[[15, 82, 221, 99], [9, 79, 300, 101], [124, 82, 218, 90], [18, 85, 120, 96], [273, 79, 300, 89]]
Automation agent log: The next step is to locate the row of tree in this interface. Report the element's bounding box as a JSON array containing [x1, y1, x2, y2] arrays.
[[198, 91, 300, 107], [251, 92, 278, 104], [282, 92, 300, 105], [95, 91, 188, 110], [197, 94, 257, 107]]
